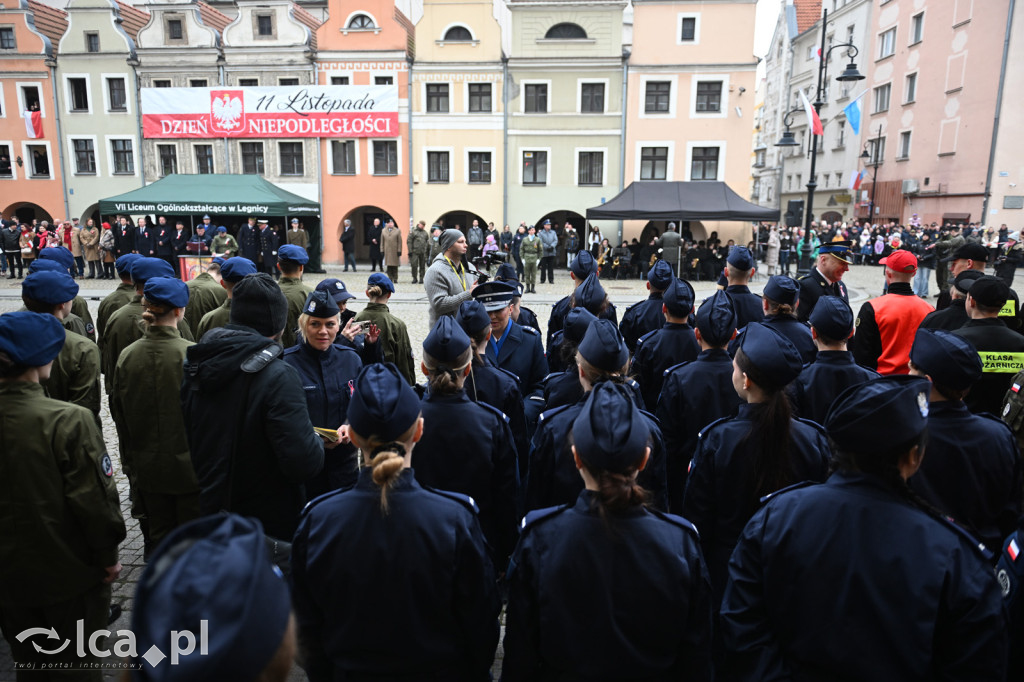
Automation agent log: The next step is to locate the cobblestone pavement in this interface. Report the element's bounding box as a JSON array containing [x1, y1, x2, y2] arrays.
[[0, 259, 977, 680]]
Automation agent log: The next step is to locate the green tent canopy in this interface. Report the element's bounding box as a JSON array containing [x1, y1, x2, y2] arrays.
[[98, 174, 320, 216]]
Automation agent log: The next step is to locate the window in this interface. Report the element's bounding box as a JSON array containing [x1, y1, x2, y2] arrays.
[[279, 142, 303, 175], [241, 142, 264, 174], [0, 27, 14, 49], [373, 141, 398, 175], [111, 139, 134, 174], [868, 136, 885, 165], [375, 76, 393, 85], [426, 84, 449, 113], [167, 18, 183, 40], [690, 147, 719, 180], [846, 24, 855, 46], [444, 26, 472, 41], [836, 120, 846, 147], [238, 78, 258, 86], [645, 81, 671, 113], [905, 72, 917, 103], [427, 151, 449, 183], [754, 149, 766, 167], [878, 27, 896, 59], [545, 23, 586, 39], [525, 83, 547, 113], [73, 139, 95, 174], [836, 172, 843, 187], [85, 32, 99, 52], [279, 78, 299, 86], [256, 14, 273, 36], [873, 83, 891, 113], [21, 86, 40, 111], [195, 145, 214, 174], [158, 144, 177, 176], [469, 151, 491, 183], [107, 78, 127, 112], [331, 140, 355, 174], [469, 83, 491, 113], [578, 151, 603, 186], [522, 151, 547, 185], [27, 144, 49, 177], [640, 146, 668, 180], [898, 131, 911, 159], [581, 82, 604, 113], [331, 76, 350, 85], [0, 145, 11, 176], [153, 79, 172, 88], [910, 12, 924, 43], [823, 173, 830, 188], [190, 79, 207, 88], [347, 14, 374, 29], [68, 78, 89, 112], [695, 81, 722, 113], [680, 16, 696, 41]]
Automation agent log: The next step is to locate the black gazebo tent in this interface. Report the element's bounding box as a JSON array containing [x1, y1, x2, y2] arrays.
[[586, 181, 779, 222]]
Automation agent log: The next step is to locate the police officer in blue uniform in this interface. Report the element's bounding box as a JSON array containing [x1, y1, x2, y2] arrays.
[[788, 296, 878, 424], [907, 328, 1023, 551], [722, 246, 764, 330], [756, 274, 815, 363], [796, 240, 852, 323], [502, 382, 713, 681], [416, 317, 519, 565], [477, 281, 546, 413], [546, 251, 618, 350], [546, 272, 607, 374], [526, 319, 668, 512], [683, 322, 831, 601], [494, 263, 541, 335], [631, 277, 699, 410], [721, 376, 1008, 681], [291, 363, 500, 682], [658, 291, 742, 514], [619, 259, 673, 353], [315, 278, 383, 366]]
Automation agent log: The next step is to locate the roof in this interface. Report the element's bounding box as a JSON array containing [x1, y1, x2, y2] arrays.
[[97, 174, 320, 216], [586, 181, 780, 222], [27, 0, 68, 46], [289, 2, 320, 50], [115, 0, 149, 41], [197, 1, 231, 33], [793, 0, 821, 35]]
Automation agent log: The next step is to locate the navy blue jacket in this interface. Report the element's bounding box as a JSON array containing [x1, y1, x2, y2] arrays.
[[632, 323, 700, 411], [546, 294, 618, 351], [283, 342, 363, 498], [997, 521, 1024, 678], [171, 228, 189, 256], [115, 223, 135, 256], [415, 390, 519, 564], [291, 468, 500, 682], [682, 404, 831, 599], [920, 298, 969, 331], [484, 320, 547, 398], [238, 223, 260, 262], [721, 473, 1007, 681], [787, 350, 879, 425], [657, 349, 743, 514], [154, 224, 173, 256], [909, 400, 1023, 551], [465, 356, 529, 481], [619, 293, 666, 353], [725, 284, 764, 330], [517, 306, 541, 336], [259, 228, 279, 267], [134, 225, 155, 256], [541, 370, 643, 414], [797, 268, 849, 323], [502, 490, 713, 681]]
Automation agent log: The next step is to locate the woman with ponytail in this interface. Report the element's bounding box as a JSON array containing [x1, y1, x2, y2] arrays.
[[291, 363, 501, 682], [720, 376, 1007, 681], [682, 321, 830, 602], [503, 381, 714, 681]]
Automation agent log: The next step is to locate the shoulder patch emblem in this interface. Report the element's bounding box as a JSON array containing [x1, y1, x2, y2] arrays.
[[86, 323, 95, 335], [917, 391, 929, 418], [997, 568, 1011, 597], [100, 454, 114, 477]]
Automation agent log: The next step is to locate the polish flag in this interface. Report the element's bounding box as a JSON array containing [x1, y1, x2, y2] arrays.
[[1010, 538, 1020, 562], [23, 110, 42, 139], [814, 47, 822, 62], [800, 89, 823, 136], [849, 169, 865, 191]]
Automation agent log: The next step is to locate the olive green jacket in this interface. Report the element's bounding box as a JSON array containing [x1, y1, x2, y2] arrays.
[[407, 226, 431, 256], [196, 298, 231, 341], [184, 272, 227, 331], [279, 276, 313, 349], [520, 235, 542, 263], [70, 296, 96, 342], [97, 282, 135, 338], [101, 295, 194, 387], [45, 327, 101, 421], [0, 382, 125, 608], [354, 302, 416, 385], [210, 234, 239, 258]]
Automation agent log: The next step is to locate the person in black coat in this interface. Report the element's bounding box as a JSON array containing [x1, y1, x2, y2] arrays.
[[291, 363, 500, 682], [546, 252, 617, 350], [796, 241, 852, 323], [171, 220, 190, 256], [502, 382, 713, 681], [258, 222, 279, 277], [366, 217, 383, 271], [134, 217, 155, 257], [919, 270, 981, 331], [619, 259, 672, 353], [720, 376, 1008, 681], [631, 277, 699, 411], [477, 282, 547, 416], [546, 270, 607, 375], [154, 217, 176, 275], [721, 247, 764, 331], [732, 275, 816, 364], [114, 217, 135, 257], [238, 217, 261, 263]]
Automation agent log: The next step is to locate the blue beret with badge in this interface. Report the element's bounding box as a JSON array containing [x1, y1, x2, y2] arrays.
[[564, 306, 598, 346], [819, 240, 853, 264], [302, 290, 340, 319], [457, 300, 491, 335], [910, 328, 982, 391], [570, 251, 598, 279], [0, 311, 66, 367], [695, 290, 737, 346], [115, 253, 142, 276], [809, 296, 855, 341], [22, 271, 79, 305], [826, 375, 931, 453], [277, 243, 309, 264], [763, 275, 799, 306], [221, 257, 257, 283], [38, 247, 75, 271], [575, 273, 607, 316], [727, 246, 754, 270], [368, 272, 395, 294], [143, 277, 190, 309], [663, 277, 695, 317], [578, 318, 629, 372], [473, 281, 516, 312], [316, 278, 356, 303], [573, 381, 651, 473], [132, 514, 292, 682], [738, 322, 803, 387], [131, 257, 176, 283], [648, 259, 674, 290], [348, 362, 422, 442], [423, 316, 472, 363], [28, 259, 66, 274]]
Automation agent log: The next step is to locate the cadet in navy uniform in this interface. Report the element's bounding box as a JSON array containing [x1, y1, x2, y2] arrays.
[[683, 322, 831, 601], [494, 263, 541, 335], [546, 272, 608, 374], [721, 376, 1008, 681], [658, 291, 742, 514], [907, 328, 1022, 551], [788, 296, 878, 424], [291, 364, 500, 682], [477, 281, 547, 414], [721, 246, 764, 330], [546, 251, 618, 350], [415, 317, 519, 565], [526, 319, 668, 512], [631, 277, 699, 410], [502, 382, 713, 681], [457, 299, 530, 481], [315, 277, 384, 367], [283, 291, 363, 497], [796, 240, 852, 323], [751, 274, 815, 363], [619, 259, 673, 353]]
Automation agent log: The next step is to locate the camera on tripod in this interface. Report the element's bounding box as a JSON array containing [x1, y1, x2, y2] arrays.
[[470, 251, 508, 283]]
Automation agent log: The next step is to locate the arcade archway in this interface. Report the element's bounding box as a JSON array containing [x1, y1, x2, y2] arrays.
[[342, 205, 394, 260], [434, 210, 487, 233], [3, 202, 53, 225]]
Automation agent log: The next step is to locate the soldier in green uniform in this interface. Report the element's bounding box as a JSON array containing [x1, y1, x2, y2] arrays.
[[196, 257, 257, 341], [0, 312, 126, 680], [353, 273, 416, 384], [96, 253, 140, 338], [183, 259, 227, 331], [408, 220, 431, 285], [210, 226, 239, 258], [277, 243, 314, 348], [429, 226, 444, 260], [27, 259, 96, 342], [22, 271, 102, 425], [36, 249, 97, 341], [934, 227, 966, 295], [111, 277, 198, 554], [520, 225, 542, 294]]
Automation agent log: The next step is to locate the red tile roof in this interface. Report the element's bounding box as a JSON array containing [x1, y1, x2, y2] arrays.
[[27, 0, 67, 47], [794, 0, 822, 35], [115, 0, 150, 41], [289, 2, 320, 50], [197, 1, 231, 33]]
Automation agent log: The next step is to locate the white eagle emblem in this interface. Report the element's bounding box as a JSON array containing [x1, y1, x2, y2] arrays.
[[211, 91, 244, 132]]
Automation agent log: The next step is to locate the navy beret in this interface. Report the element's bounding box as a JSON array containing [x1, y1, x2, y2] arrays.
[[0, 311, 65, 366], [695, 290, 737, 346], [809, 296, 854, 340], [115, 253, 142, 276], [456, 300, 491, 335], [473, 281, 516, 312], [302, 290, 340, 319], [131, 257, 176, 282], [423, 316, 471, 364], [910, 328, 982, 391], [763, 275, 799, 306], [132, 514, 291, 682], [738, 322, 803, 387], [966, 275, 1010, 309], [220, 257, 257, 283], [38, 247, 75, 270], [143, 277, 190, 309], [316, 278, 356, 303], [826, 375, 931, 453], [348, 362, 422, 442], [662, 278, 694, 318], [277, 244, 308, 264], [578, 318, 628, 372], [570, 251, 598, 279], [28, 259, 66, 274], [727, 246, 754, 270], [368, 272, 395, 294], [217, 226, 227, 233], [563, 306, 597, 346], [648, 260, 673, 290], [22, 271, 79, 305], [575, 273, 606, 315], [494, 263, 519, 283], [573, 381, 651, 473]]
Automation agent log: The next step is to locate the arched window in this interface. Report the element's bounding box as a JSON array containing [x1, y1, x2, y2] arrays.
[[444, 25, 473, 41], [545, 23, 587, 39], [347, 14, 375, 29]]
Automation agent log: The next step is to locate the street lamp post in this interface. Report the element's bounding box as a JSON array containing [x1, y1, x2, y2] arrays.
[[774, 7, 864, 277], [860, 124, 883, 225]]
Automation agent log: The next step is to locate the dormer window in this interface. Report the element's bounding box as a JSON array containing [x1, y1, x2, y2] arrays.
[[257, 14, 273, 36], [347, 14, 375, 29], [444, 26, 472, 41], [545, 23, 587, 39]]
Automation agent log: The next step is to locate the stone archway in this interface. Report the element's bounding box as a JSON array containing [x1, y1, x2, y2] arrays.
[[3, 202, 53, 224], [342, 205, 393, 261]]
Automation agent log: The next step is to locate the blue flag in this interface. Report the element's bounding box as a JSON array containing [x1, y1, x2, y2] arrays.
[[844, 92, 865, 136]]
